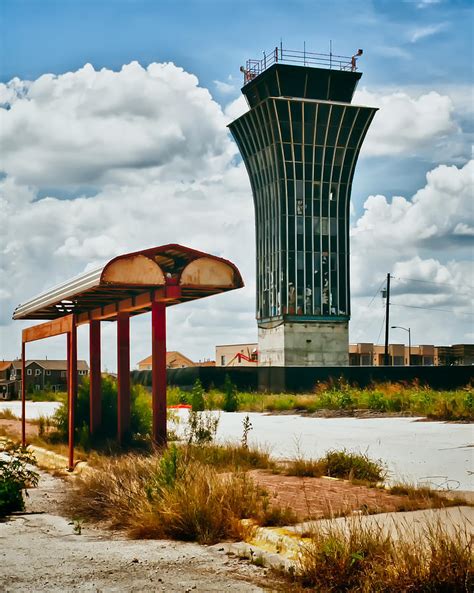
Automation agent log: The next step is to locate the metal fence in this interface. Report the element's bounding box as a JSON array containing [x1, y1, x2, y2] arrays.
[[243, 44, 355, 84]]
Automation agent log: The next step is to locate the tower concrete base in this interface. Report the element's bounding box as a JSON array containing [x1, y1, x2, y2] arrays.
[[258, 321, 349, 367]]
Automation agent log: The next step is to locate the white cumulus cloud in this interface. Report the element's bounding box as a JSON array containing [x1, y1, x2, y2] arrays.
[[354, 88, 460, 158], [0, 61, 235, 189], [350, 161, 473, 346]]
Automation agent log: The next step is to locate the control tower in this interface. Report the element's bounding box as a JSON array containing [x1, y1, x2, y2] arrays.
[[229, 45, 377, 366]]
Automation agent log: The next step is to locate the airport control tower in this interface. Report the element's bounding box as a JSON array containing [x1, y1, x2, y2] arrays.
[[229, 45, 377, 366]]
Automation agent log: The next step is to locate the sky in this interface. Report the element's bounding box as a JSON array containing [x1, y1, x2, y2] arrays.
[[0, 0, 473, 370]]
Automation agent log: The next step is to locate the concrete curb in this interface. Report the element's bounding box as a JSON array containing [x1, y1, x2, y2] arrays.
[[229, 506, 474, 570], [28, 445, 92, 475]]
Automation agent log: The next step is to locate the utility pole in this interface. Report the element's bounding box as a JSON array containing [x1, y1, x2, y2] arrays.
[[384, 273, 391, 366]]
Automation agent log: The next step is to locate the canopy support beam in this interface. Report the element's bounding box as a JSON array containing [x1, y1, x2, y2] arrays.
[[67, 318, 77, 471], [89, 320, 102, 435], [117, 312, 130, 443], [151, 300, 167, 446], [21, 342, 26, 447]]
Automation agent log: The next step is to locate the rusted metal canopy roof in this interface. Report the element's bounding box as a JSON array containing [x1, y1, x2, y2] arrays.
[[13, 244, 244, 322]]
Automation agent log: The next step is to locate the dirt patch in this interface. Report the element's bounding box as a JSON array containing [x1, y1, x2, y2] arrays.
[[0, 418, 38, 439], [249, 470, 454, 520]]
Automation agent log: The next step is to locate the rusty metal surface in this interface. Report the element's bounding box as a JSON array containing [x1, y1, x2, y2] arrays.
[[22, 315, 74, 343], [151, 300, 167, 446], [67, 322, 77, 472], [89, 321, 101, 435], [12, 244, 244, 321], [16, 245, 244, 469]]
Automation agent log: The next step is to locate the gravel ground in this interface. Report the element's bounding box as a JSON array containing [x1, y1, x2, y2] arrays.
[[0, 471, 276, 593]]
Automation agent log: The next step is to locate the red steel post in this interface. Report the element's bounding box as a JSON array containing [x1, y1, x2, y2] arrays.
[[151, 300, 167, 446], [21, 342, 26, 447], [67, 318, 77, 471], [89, 320, 102, 435], [117, 312, 131, 443]]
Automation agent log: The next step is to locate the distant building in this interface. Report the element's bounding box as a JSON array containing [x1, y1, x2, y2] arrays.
[[195, 360, 216, 367], [137, 351, 196, 370], [215, 343, 258, 367], [213, 342, 473, 367], [0, 361, 16, 400], [1, 359, 89, 399], [349, 344, 435, 366], [349, 343, 474, 367], [436, 344, 474, 366]]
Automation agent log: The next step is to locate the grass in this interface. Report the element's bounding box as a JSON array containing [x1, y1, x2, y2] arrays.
[[0, 409, 18, 420], [168, 381, 474, 422], [66, 443, 297, 544], [17, 380, 472, 422], [184, 442, 275, 472], [29, 390, 67, 403], [322, 450, 387, 482], [284, 449, 386, 483], [387, 483, 468, 511], [291, 516, 473, 592]]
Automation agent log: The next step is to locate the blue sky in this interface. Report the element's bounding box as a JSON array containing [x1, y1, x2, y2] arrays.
[[2, 0, 472, 86], [0, 0, 472, 366]]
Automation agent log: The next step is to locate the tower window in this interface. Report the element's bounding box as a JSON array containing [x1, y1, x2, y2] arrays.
[[321, 218, 329, 235]]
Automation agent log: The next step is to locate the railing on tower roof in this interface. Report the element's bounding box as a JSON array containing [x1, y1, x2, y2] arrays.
[[241, 44, 359, 85]]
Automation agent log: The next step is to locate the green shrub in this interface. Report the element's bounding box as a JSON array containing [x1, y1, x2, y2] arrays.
[[323, 449, 386, 482], [184, 442, 274, 472], [184, 410, 219, 445], [464, 390, 474, 415], [30, 389, 67, 403], [367, 392, 388, 412], [0, 441, 39, 517], [166, 386, 189, 406], [222, 375, 239, 412], [51, 375, 151, 445], [190, 379, 205, 411]]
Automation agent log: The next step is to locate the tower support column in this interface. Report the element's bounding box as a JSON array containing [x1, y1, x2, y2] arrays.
[[258, 321, 349, 367]]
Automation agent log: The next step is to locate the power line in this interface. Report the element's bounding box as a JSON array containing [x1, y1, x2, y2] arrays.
[[366, 277, 387, 309], [391, 302, 474, 316], [375, 312, 386, 345], [392, 276, 474, 291], [349, 278, 386, 337]]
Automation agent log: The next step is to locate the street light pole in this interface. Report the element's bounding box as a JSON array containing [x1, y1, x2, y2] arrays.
[[391, 325, 412, 366]]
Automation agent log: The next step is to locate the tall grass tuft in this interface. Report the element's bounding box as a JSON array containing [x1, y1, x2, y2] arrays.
[[67, 444, 292, 544], [293, 516, 473, 592], [285, 449, 386, 483], [184, 442, 275, 471], [0, 409, 18, 420], [323, 449, 386, 482]]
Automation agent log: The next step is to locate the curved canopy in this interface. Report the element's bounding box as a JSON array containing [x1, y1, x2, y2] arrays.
[[13, 244, 244, 322]]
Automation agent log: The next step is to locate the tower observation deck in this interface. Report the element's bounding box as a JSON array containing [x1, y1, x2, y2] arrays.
[[229, 45, 377, 366]]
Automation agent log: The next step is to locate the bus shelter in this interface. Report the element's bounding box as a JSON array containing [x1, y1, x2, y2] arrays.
[[13, 244, 243, 470]]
